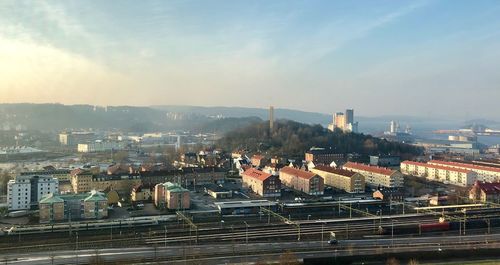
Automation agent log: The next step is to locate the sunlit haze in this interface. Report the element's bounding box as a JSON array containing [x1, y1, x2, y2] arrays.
[[1, 0, 500, 119]]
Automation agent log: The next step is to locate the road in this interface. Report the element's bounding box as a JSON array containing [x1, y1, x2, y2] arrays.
[[2, 233, 500, 265]]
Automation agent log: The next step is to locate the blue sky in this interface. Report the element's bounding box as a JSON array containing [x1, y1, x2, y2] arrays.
[[0, 0, 499, 120]]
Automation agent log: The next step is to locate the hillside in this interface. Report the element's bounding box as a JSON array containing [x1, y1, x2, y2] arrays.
[[217, 120, 423, 160], [0, 103, 260, 133]]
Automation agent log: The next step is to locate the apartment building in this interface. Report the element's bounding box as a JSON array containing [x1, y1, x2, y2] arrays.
[[242, 168, 281, 197], [343, 162, 404, 188], [428, 160, 500, 183], [39, 190, 108, 223], [310, 165, 365, 193], [400, 160, 477, 187], [279, 166, 324, 195], [7, 175, 59, 211], [154, 182, 190, 210]]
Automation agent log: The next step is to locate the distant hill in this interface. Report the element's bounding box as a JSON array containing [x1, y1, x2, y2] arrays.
[[0, 103, 261, 133], [217, 119, 423, 160], [151, 105, 331, 124]]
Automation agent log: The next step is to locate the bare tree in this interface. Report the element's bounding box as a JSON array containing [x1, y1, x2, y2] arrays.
[[408, 258, 419, 265], [386, 257, 400, 265], [279, 251, 300, 265]]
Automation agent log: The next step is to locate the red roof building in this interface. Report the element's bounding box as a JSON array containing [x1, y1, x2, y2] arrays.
[[242, 168, 281, 197], [469, 181, 500, 203], [279, 166, 324, 195]]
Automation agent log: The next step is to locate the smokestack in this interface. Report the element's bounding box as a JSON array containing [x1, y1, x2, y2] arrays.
[[269, 106, 274, 133]]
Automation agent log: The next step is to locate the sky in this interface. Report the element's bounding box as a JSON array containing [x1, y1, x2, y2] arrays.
[[0, 0, 499, 120]]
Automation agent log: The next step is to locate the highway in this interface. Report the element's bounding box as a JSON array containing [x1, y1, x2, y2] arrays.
[[2, 233, 500, 265]]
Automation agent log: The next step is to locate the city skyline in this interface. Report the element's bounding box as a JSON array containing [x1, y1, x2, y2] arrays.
[[1, 1, 500, 120]]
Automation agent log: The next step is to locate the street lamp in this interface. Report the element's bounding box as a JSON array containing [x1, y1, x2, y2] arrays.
[[220, 220, 225, 229]]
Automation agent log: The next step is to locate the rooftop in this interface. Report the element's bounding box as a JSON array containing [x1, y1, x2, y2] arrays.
[[429, 160, 500, 173], [242, 168, 273, 181], [312, 165, 358, 178], [402, 161, 472, 174], [343, 162, 395, 176], [473, 181, 500, 194], [280, 166, 317, 180]]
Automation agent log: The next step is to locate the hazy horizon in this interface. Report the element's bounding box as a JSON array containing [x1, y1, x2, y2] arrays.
[[1, 1, 499, 120]]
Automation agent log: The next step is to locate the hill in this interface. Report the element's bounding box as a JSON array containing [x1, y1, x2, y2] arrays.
[[0, 103, 260, 133], [217, 120, 423, 160]]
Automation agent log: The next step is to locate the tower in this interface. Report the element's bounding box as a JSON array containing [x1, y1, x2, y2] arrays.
[[345, 109, 354, 125], [269, 106, 274, 133]]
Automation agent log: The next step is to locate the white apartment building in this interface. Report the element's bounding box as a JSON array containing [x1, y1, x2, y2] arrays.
[[343, 162, 404, 188], [427, 160, 500, 183], [401, 161, 477, 187], [7, 175, 59, 211]]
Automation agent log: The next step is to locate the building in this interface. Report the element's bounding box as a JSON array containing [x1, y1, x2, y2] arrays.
[[77, 141, 125, 153], [279, 166, 324, 195], [241, 168, 281, 197], [215, 200, 278, 215], [427, 160, 500, 183], [327, 109, 359, 133], [369, 155, 401, 167], [70, 169, 93, 193], [469, 181, 500, 203], [343, 162, 404, 188], [204, 184, 233, 199], [131, 184, 153, 202], [39, 190, 108, 223], [71, 170, 141, 194], [373, 189, 405, 202], [400, 161, 477, 187], [154, 182, 190, 210], [59, 132, 96, 146], [305, 147, 344, 165], [7, 175, 59, 211], [20, 168, 71, 182], [251, 154, 267, 168], [310, 165, 365, 193]]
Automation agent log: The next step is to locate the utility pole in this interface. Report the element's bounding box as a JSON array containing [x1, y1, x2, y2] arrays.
[[164, 225, 167, 248]]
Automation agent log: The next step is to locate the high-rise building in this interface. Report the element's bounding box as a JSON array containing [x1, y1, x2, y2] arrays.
[[328, 109, 358, 133]]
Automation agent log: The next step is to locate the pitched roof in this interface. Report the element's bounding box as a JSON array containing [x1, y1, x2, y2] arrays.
[[343, 162, 394, 176], [402, 161, 472, 174], [84, 190, 107, 202], [39, 193, 64, 204], [313, 165, 358, 178], [429, 160, 500, 173], [242, 168, 273, 181], [474, 181, 500, 194], [280, 166, 317, 180]]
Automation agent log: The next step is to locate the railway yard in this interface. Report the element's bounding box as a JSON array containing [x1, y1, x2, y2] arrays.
[[1, 198, 500, 264]]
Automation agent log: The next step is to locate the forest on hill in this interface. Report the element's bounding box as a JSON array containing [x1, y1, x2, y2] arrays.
[[217, 120, 423, 160]]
